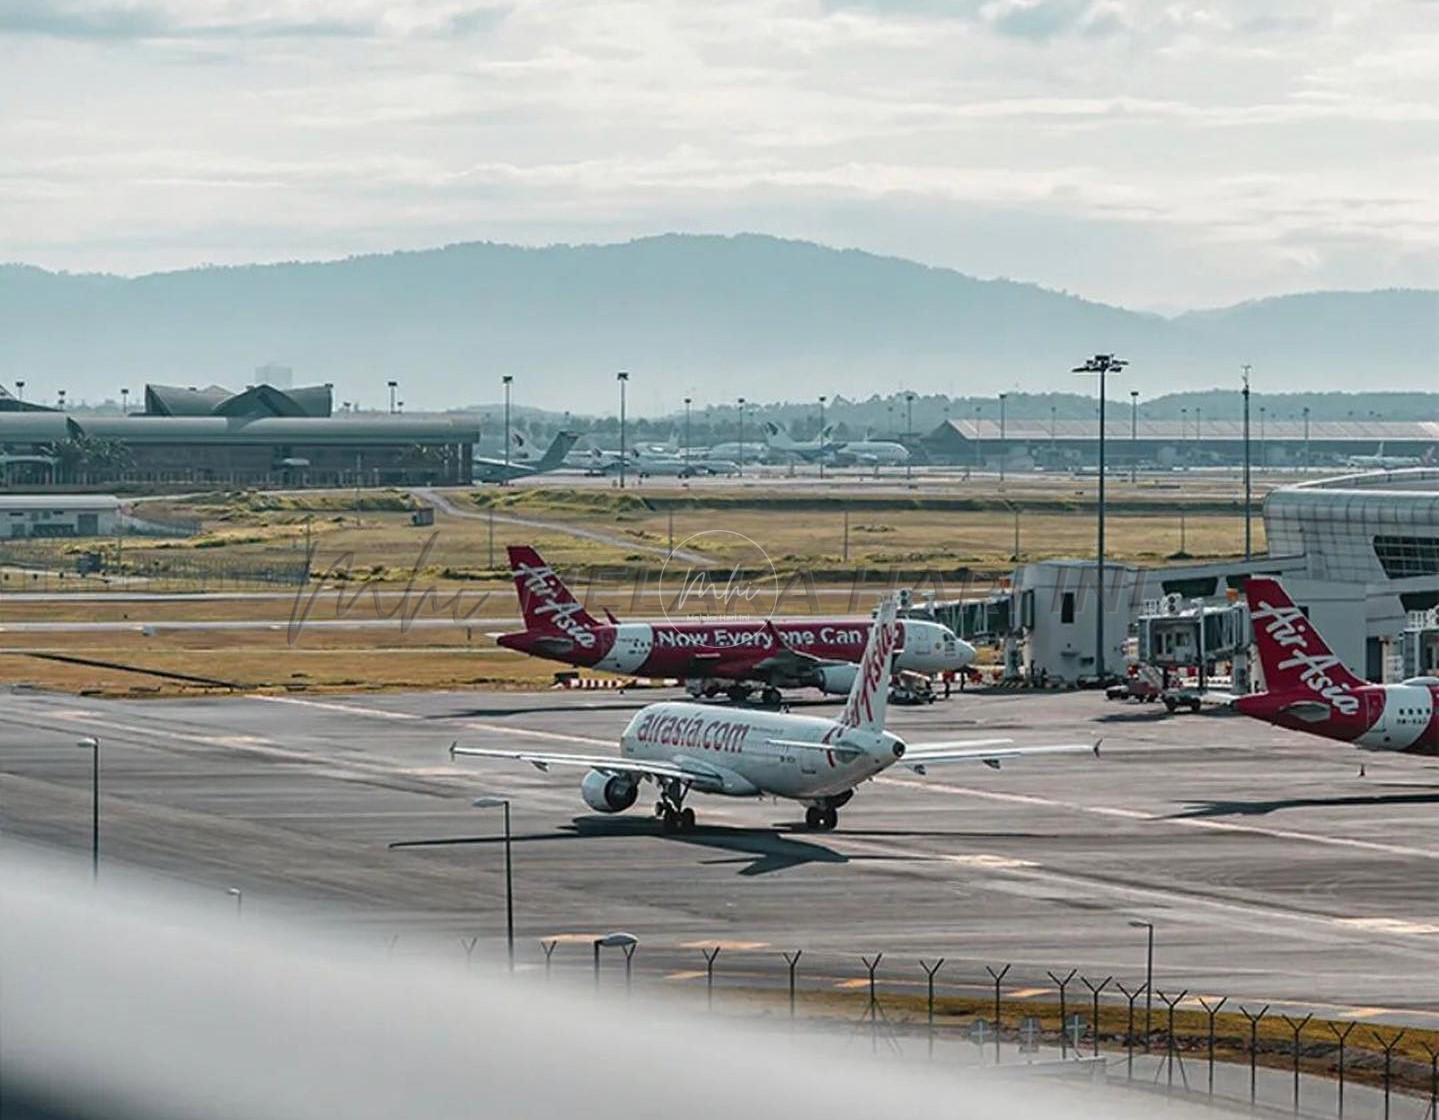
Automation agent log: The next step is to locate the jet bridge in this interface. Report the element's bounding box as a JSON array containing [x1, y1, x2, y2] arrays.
[[1136, 593, 1251, 694]]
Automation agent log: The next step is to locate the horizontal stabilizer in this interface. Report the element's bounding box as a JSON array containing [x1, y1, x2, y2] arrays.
[[765, 737, 863, 761], [1280, 699, 1333, 723]]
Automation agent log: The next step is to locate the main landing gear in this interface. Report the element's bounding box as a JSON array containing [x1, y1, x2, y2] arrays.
[[803, 806, 838, 831], [655, 779, 697, 833], [723, 683, 784, 707]]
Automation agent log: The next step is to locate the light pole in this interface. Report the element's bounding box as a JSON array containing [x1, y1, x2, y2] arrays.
[[58, 388, 67, 411], [1129, 390, 1139, 483], [472, 796, 515, 971], [1129, 919, 1155, 1051], [683, 396, 692, 472], [387, 379, 398, 415], [593, 931, 638, 993], [502, 375, 514, 483], [1073, 354, 1128, 685], [1180, 407, 1188, 467], [905, 391, 915, 482], [120, 387, 129, 415], [817, 395, 827, 479], [974, 404, 983, 472], [76, 736, 99, 879], [1242, 365, 1252, 560], [998, 392, 1007, 484], [1303, 406, 1311, 471], [1195, 406, 1202, 464], [15, 379, 24, 403], [616, 371, 629, 490], [737, 397, 746, 477], [227, 887, 243, 919]]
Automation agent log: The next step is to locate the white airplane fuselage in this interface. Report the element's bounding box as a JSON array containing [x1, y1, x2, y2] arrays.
[[620, 701, 901, 801]]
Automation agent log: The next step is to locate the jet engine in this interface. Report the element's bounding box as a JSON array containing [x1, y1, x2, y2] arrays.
[[815, 663, 859, 695], [580, 769, 639, 813]]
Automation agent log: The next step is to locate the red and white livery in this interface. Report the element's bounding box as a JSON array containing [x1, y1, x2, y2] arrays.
[[496, 545, 974, 704], [455, 597, 1096, 832], [1238, 577, 1439, 752]]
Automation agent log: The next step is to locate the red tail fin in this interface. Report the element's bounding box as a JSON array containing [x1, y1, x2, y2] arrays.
[[1245, 577, 1364, 711], [507, 545, 600, 646]]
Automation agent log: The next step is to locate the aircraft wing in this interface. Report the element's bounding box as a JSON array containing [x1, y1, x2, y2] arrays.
[[449, 743, 723, 787], [899, 739, 1100, 773]]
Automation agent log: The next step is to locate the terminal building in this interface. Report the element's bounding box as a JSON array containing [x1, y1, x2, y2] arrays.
[[924, 417, 1439, 469], [928, 469, 1439, 687], [0, 383, 478, 488]]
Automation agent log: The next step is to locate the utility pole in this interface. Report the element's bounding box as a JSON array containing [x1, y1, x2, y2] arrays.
[[1303, 406, 1311, 471], [387, 379, 398, 415], [616, 371, 629, 489], [905, 391, 915, 482], [737, 397, 746, 477], [502, 375, 514, 483], [998, 392, 1007, 484], [683, 396, 692, 472], [817, 395, 827, 479], [1129, 390, 1139, 483], [1073, 354, 1128, 684], [1242, 365, 1252, 561]]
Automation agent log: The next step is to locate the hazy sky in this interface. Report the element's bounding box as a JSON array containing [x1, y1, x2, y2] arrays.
[[2, 0, 1437, 309]]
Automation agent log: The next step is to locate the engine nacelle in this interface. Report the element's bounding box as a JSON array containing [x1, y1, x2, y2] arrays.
[[580, 769, 639, 813], [816, 662, 859, 695]]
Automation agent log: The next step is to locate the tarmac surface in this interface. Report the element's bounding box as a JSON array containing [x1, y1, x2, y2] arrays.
[[5, 683, 1439, 1026]]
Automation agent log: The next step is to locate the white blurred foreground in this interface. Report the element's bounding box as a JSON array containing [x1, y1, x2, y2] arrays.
[[0, 851, 1231, 1119]]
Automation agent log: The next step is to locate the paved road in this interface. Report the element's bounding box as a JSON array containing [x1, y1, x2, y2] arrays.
[[413, 487, 709, 564], [5, 685, 1439, 1026]]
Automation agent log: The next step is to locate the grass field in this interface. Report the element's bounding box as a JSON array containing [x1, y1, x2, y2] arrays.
[[0, 478, 1271, 696]]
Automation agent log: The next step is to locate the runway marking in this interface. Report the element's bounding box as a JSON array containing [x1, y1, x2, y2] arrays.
[[833, 978, 869, 989], [876, 776, 1439, 862], [1007, 987, 1049, 999], [1336, 918, 1439, 936], [253, 694, 610, 747], [678, 940, 770, 951], [665, 970, 707, 981]]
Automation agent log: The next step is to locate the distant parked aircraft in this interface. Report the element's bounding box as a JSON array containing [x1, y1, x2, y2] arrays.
[[473, 431, 578, 484], [1344, 443, 1436, 470]]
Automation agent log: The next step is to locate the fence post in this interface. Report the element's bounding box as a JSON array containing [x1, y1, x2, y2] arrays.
[[782, 950, 802, 1023], [1239, 1004, 1270, 1108], [621, 942, 636, 998], [861, 954, 883, 1054], [985, 964, 1010, 1066], [1420, 1042, 1439, 1120], [1116, 981, 1145, 1080], [1047, 970, 1077, 1058], [1280, 1013, 1312, 1114], [1198, 996, 1227, 1097], [1328, 1021, 1356, 1120], [1373, 1030, 1406, 1120], [702, 946, 721, 1010], [459, 935, 478, 968], [540, 938, 557, 979], [1081, 975, 1112, 1058], [920, 958, 945, 1060], [1157, 989, 1188, 1092]]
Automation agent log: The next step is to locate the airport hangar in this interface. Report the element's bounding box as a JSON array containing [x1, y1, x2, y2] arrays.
[[931, 469, 1439, 686], [0, 382, 479, 488], [924, 417, 1439, 468]]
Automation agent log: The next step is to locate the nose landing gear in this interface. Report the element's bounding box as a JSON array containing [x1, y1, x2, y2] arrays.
[[803, 805, 838, 831]]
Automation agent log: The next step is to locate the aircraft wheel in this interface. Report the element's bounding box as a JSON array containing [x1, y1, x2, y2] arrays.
[[762, 687, 782, 707], [726, 685, 750, 704], [820, 808, 838, 831], [660, 809, 679, 833], [680, 807, 696, 832], [804, 806, 822, 830]]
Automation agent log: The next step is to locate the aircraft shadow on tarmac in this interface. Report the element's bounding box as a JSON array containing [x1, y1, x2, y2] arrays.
[[1169, 786, 1439, 818], [388, 818, 935, 876]]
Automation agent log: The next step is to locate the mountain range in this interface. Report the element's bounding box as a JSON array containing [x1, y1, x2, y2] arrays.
[[1, 234, 1434, 413]]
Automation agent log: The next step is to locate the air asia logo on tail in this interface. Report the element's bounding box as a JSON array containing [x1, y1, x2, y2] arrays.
[[841, 602, 897, 729], [1248, 586, 1361, 716], [510, 550, 598, 648]]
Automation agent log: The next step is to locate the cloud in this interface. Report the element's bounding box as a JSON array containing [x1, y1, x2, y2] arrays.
[[979, 0, 1126, 40]]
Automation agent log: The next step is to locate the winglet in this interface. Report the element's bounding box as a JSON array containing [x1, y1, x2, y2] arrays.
[[1093, 737, 1103, 758]]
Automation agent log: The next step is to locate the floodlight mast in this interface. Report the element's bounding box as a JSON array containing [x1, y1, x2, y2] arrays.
[[1072, 354, 1128, 684]]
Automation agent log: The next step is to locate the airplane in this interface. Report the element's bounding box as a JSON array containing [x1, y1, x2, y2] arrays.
[[474, 431, 579, 484], [587, 448, 739, 479], [761, 422, 840, 462], [455, 595, 1096, 831], [1343, 443, 1436, 470], [765, 422, 910, 467], [496, 545, 975, 704], [1237, 576, 1439, 751]]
